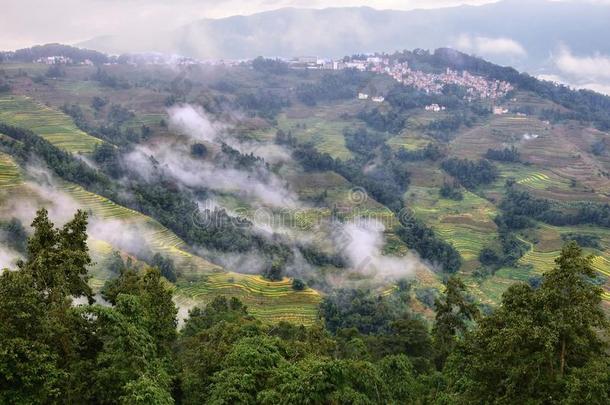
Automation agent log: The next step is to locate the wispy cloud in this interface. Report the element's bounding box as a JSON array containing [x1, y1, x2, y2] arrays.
[[554, 46, 610, 81], [333, 219, 422, 283], [455, 34, 527, 57]]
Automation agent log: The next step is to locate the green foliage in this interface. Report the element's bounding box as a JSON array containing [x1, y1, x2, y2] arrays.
[[5, 43, 108, 64], [500, 187, 610, 228], [432, 277, 479, 369], [91, 96, 108, 111], [446, 242, 609, 403], [561, 232, 602, 249], [235, 90, 289, 119], [0, 217, 27, 254], [485, 146, 521, 162], [296, 70, 371, 106], [1, 216, 607, 404], [291, 278, 306, 291], [93, 67, 130, 89], [358, 107, 406, 134], [220, 142, 265, 170], [251, 57, 289, 75], [439, 181, 463, 201], [343, 126, 387, 158], [274, 129, 297, 147], [45, 64, 65, 78], [0, 209, 94, 403], [395, 143, 444, 162], [319, 288, 407, 335], [441, 157, 498, 189], [190, 143, 208, 159], [397, 215, 462, 273], [151, 253, 177, 283]]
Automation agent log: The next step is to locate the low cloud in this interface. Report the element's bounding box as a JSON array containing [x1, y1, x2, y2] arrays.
[[168, 104, 225, 143], [125, 143, 299, 207], [455, 34, 527, 57], [2, 165, 156, 262], [537, 64, 610, 96], [554, 46, 610, 81], [333, 219, 421, 283], [129, 104, 300, 208], [0, 246, 21, 270]]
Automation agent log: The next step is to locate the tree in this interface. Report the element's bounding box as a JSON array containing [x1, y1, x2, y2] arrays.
[[151, 253, 177, 283], [291, 278, 305, 291], [101, 267, 177, 356], [446, 242, 609, 403], [0, 217, 27, 253], [91, 96, 107, 111], [82, 295, 173, 403], [0, 209, 93, 403], [432, 277, 478, 369], [538, 242, 607, 377], [207, 336, 286, 404], [190, 143, 208, 159]]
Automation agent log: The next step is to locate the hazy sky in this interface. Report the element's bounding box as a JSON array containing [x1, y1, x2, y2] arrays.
[[1, 0, 499, 50]]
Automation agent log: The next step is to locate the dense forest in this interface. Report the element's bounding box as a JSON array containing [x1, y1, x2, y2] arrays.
[[0, 209, 607, 404]]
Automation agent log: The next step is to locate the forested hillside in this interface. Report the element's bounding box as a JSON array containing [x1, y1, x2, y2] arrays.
[[0, 209, 607, 403]]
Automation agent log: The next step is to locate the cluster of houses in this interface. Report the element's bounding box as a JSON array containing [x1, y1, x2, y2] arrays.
[[287, 55, 514, 105], [387, 64, 513, 101], [34, 56, 94, 65], [287, 55, 388, 71]]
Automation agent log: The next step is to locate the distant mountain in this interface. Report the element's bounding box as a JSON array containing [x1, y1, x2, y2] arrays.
[[79, 0, 610, 73]]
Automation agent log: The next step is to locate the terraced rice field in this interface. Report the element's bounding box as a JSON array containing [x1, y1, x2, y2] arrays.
[[387, 129, 432, 151], [490, 163, 572, 193], [406, 186, 498, 266], [175, 273, 321, 324], [60, 184, 141, 219], [521, 247, 610, 278], [277, 114, 354, 160], [489, 115, 551, 142], [87, 238, 118, 290], [0, 95, 103, 153], [471, 275, 517, 304], [0, 147, 321, 322], [57, 180, 320, 322], [591, 255, 610, 278], [0, 152, 21, 188], [516, 171, 569, 190], [57, 181, 218, 271], [522, 223, 610, 277]]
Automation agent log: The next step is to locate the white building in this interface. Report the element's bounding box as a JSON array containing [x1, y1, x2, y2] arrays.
[[493, 106, 509, 115], [425, 104, 445, 112]]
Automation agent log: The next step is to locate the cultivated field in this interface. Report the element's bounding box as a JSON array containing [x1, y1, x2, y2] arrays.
[[0, 95, 103, 153], [175, 273, 321, 324], [0, 151, 21, 188], [405, 186, 498, 268]]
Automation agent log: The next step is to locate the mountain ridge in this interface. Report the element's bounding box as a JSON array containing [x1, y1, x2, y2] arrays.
[[78, 0, 610, 74]]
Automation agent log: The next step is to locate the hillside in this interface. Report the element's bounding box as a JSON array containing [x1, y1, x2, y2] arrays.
[[1, 46, 609, 318]]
